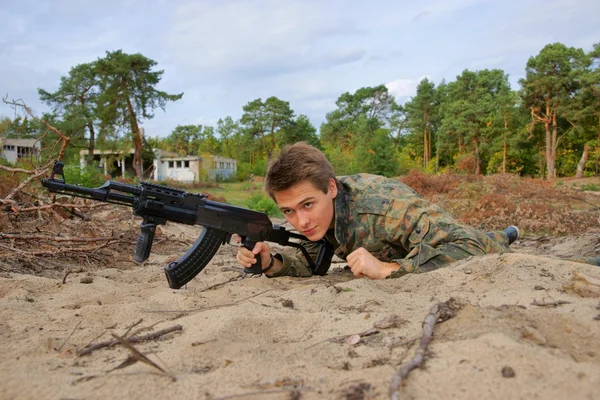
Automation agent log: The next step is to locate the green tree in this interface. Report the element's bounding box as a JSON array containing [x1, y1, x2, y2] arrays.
[[404, 78, 439, 168], [519, 43, 587, 179], [439, 69, 512, 174], [95, 50, 183, 178], [0, 116, 39, 139], [320, 85, 397, 151], [167, 124, 202, 156], [38, 63, 99, 161], [198, 126, 220, 155], [575, 42, 600, 176], [279, 114, 320, 148], [216, 116, 241, 159], [240, 96, 294, 159]]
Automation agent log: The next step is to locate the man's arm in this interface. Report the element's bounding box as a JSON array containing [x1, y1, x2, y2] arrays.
[[237, 240, 321, 278]]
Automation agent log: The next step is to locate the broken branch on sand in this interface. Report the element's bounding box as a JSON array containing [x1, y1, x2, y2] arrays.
[[389, 298, 462, 400], [109, 333, 177, 381], [0, 233, 123, 243], [78, 324, 183, 356], [0, 240, 125, 258], [531, 298, 572, 307], [143, 290, 274, 315]]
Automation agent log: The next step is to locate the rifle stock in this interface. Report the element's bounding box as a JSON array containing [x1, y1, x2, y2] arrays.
[[41, 161, 333, 288]]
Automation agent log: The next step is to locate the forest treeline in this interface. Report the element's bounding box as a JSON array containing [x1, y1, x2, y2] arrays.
[[1, 42, 599, 181]]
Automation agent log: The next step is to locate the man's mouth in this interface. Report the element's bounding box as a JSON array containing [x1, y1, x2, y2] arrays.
[[303, 227, 316, 235]]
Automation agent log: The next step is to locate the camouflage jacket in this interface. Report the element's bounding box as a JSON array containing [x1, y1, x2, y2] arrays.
[[270, 174, 511, 278]]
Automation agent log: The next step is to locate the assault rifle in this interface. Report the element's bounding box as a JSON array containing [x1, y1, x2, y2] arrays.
[[41, 161, 334, 289]]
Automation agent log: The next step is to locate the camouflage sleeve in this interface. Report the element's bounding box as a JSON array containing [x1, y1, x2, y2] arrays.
[[267, 241, 321, 278], [382, 200, 508, 278]]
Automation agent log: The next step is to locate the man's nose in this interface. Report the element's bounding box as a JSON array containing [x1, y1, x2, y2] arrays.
[[297, 210, 310, 227]]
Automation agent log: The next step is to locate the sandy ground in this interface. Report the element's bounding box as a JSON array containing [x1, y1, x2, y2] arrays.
[[1, 215, 600, 400]]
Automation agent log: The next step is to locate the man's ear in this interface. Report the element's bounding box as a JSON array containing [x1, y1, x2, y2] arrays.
[[328, 178, 338, 198]]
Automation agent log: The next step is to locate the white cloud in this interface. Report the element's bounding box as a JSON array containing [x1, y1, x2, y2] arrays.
[[385, 77, 429, 102], [1, 0, 600, 138]]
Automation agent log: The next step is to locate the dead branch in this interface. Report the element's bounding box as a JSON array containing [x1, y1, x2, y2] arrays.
[[123, 318, 145, 337], [4, 167, 49, 202], [143, 289, 274, 315], [56, 321, 82, 352], [389, 298, 461, 400], [305, 328, 380, 350], [77, 324, 182, 356], [212, 389, 299, 400], [0, 165, 39, 175], [0, 233, 123, 243], [0, 232, 121, 243], [2, 96, 70, 159], [531, 298, 572, 308], [108, 333, 177, 381], [197, 275, 245, 292], [0, 239, 125, 258], [62, 268, 84, 284], [4, 201, 109, 214]]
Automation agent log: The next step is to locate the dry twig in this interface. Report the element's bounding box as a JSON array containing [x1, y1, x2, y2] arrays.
[[77, 324, 182, 356], [531, 298, 572, 308], [109, 333, 177, 381], [143, 289, 274, 315], [0, 233, 122, 243], [389, 298, 462, 400]]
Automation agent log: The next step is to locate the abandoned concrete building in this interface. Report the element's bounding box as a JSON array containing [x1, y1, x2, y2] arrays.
[[79, 148, 237, 182]]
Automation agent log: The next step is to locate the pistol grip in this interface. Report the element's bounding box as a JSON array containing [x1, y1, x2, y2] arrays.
[[242, 239, 263, 274], [134, 222, 156, 262]]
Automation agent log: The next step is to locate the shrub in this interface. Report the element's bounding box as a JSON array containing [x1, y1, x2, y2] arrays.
[[63, 164, 107, 187], [582, 183, 600, 192], [245, 192, 282, 217]]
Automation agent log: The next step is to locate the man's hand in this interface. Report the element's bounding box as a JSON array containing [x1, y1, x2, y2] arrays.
[[235, 237, 272, 271], [346, 247, 399, 279]]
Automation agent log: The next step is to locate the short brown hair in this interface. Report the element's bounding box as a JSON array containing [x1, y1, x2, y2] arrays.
[[264, 142, 336, 200]]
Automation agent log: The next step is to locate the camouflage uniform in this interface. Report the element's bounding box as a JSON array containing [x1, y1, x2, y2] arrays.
[[270, 174, 512, 278]]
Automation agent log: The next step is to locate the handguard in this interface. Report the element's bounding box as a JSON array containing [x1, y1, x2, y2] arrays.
[[164, 227, 228, 289]]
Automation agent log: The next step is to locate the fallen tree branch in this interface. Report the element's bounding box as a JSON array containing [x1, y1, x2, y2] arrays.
[[0, 233, 123, 243], [0, 239, 126, 257], [389, 298, 462, 400], [109, 333, 177, 381], [3, 96, 70, 160], [3, 201, 109, 214], [77, 324, 183, 356], [531, 298, 572, 308], [0, 165, 39, 175], [4, 167, 48, 202], [143, 290, 274, 315]]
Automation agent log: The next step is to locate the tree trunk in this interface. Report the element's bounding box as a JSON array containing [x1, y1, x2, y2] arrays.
[[503, 111, 508, 174], [596, 114, 600, 176], [576, 144, 590, 179], [428, 129, 432, 169], [423, 107, 429, 168], [127, 98, 143, 178], [550, 110, 558, 179], [88, 122, 96, 160], [473, 136, 481, 175], [544, 107, 554, 180]]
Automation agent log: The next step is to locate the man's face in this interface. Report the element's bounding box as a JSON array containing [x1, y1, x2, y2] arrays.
[[274, 178, 338, 241]]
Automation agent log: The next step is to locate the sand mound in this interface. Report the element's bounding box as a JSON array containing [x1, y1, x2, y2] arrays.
[[1, 238, 599, 400]]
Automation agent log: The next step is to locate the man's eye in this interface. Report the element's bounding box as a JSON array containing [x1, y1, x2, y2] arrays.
[[304, 202, 313, 209], [283, 209, 293, 215]]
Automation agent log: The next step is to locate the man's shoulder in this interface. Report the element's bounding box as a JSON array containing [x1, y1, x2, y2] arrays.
[[339, 173, 417, 194], [339, 174, 419, 215]]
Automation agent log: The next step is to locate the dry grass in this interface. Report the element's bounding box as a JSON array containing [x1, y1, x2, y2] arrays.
[[399, 171, 599, 236]]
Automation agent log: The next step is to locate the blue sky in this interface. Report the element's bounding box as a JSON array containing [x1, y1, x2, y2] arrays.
[[1, 0, 599, 138]]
